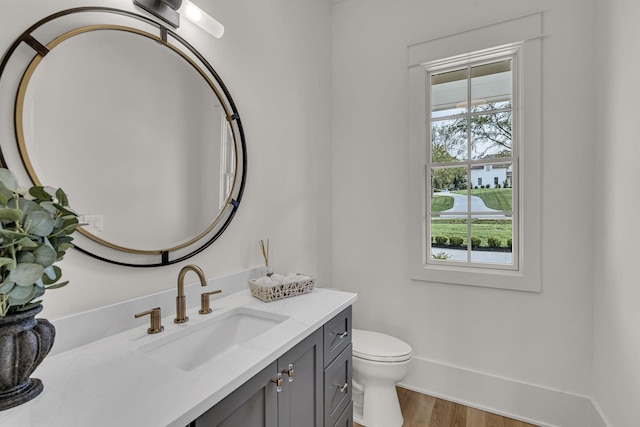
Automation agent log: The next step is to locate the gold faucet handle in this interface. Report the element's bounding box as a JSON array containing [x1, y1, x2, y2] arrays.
[[134, 307, 164, 334], [199, 290, 222, 314]]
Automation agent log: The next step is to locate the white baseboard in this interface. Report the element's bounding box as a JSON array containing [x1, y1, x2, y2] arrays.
[[399, 356, 607, 427]]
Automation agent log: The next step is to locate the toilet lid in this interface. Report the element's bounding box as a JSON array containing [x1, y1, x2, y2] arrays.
[[352, 329, 412, 362]]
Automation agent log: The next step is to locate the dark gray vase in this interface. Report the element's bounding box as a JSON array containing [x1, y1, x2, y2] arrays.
[[0, 305, 55, 411]]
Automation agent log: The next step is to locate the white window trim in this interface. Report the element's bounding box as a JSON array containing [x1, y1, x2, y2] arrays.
[[408, 13, 542, 292]]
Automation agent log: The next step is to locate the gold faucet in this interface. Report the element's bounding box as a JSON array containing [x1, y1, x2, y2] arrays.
[[134, 307, 164, 334], [175, 264, 208, 323], [199, 289, 222, 314]]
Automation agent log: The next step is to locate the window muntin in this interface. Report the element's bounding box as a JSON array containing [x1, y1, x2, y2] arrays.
[[427, 56, 516, 269]]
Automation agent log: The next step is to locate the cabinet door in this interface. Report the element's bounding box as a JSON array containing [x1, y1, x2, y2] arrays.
[[196, 362, 279, 427], [333, 402, 353, 427], [278, 329, 323, 427], [324, 344, 352, 427]]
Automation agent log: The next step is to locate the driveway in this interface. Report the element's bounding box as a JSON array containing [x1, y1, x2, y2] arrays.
[[434, 191, 505, 218]]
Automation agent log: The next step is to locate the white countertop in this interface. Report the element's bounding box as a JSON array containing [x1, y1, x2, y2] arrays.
[[0, 288, 357, 427]]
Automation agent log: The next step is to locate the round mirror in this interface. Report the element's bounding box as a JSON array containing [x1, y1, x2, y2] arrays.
[[0, 9, 246, 267]]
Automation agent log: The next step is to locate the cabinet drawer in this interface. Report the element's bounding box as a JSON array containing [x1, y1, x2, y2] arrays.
[[324, 343, 352, 427], [333, 401, 353, 427], [323, 306, 352, 367]]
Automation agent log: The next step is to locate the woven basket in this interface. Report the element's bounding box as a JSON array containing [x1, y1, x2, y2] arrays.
[[249, 276, 316, 302]]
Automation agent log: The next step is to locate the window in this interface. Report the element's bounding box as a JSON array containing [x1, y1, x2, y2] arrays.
[[408, 13, 542, 291], [428, 53, 516, 268]]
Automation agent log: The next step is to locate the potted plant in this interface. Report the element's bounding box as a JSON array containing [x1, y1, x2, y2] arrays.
[[0, 168, 78, 410]]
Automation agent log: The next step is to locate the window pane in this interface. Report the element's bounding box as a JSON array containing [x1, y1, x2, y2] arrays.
[[471, 60, 511, 111], [469, 163, 513, 210], [431, 68, 467, 118], [470, 218, 513, 265], [431, 118, 467, 162], [470, 112, 512, 160], [430, 166, 467, 197], [430, 217, 468, 262]]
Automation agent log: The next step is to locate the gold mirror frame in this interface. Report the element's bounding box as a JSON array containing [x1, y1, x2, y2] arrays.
[[0, 8, 247, 267]]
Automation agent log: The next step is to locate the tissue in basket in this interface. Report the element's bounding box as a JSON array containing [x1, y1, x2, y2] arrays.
[[249, 273, 316, 302]]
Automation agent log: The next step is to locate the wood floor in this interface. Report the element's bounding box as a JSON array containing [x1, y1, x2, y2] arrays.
[[353, 387, 539, 427]]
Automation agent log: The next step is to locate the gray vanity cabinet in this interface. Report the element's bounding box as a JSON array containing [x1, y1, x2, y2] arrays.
[[322, 306, 352, 427], [192, 306, 352, 427], [277, 329, 324, 427], [194, 361, 279, 426]]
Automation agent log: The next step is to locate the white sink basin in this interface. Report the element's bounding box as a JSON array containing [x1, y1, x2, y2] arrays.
[[135, 307, 288, 371]]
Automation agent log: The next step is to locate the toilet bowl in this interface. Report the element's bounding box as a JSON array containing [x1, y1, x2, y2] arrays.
[[351, 328, 412, 427]]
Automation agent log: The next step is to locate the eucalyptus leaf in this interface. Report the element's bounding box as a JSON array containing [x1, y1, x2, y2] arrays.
[[33, 245, 57, 268], [8, 263, 44, 286], [54, 204, 76, 217], [40, 201, 58, 215], [0, 281, 15, 293], [0, 257, 15, 267], [24, 211, 54, 236], [0, 229, 26, 240], [45, 280, 68, 290], [16, 237, 38, 248], [8, 198, 40, 215], [34, 280, 45, 298], [55, 189, 68, 207], [0, 169, 18, 192], [0, 208, 22, 223], [42, 265, 61, 284], [16, 251, 35, 264], [58, 242, 74, 252], [28, 186, 52, 200], [16, 300, 43, 312], [0, 186, 12, 205], [7, 284, 36, 305]]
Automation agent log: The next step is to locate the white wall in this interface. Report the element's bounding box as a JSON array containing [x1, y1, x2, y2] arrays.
[[593, 0, 640, 425], [332, 0, 597, 423], [0, 0, 333, 317], [5, 0, 639, 424]]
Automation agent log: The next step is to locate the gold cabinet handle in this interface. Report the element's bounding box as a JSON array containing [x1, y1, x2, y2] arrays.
[[199, 289, 222, 314], [282, 364, 294, 382], [134, 307, 164, 334], [271, 373, 283, 392]]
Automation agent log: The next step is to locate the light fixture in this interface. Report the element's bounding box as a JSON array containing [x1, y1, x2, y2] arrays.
[[133, 0, 183, 28], [180, 1, 225, 38], [133, 0, 224, 38]]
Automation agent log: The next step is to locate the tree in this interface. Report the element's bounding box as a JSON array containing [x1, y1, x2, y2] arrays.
[[430, 102, 512, 191], [468, 103, 511, 158], [431, 102, 512, 160]]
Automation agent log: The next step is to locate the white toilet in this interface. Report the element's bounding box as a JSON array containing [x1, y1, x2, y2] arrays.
[[351, 329, 413, 427]]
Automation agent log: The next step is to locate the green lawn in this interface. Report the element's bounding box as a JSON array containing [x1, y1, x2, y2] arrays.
[[453, 188, 512, 211], [431, 194, 454, 211], [431, 218, 512, 248]]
